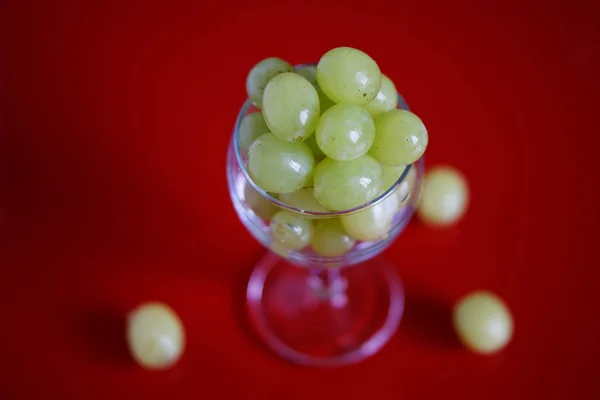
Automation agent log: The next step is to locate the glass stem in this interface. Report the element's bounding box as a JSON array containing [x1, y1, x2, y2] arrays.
[[308, 268, 347, 301]]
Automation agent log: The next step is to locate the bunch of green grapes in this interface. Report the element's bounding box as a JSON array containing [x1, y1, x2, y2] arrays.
[[241, 47, 428, 257]]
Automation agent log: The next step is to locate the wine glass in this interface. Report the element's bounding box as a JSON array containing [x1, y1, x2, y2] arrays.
[[226, 66, 424, 366]]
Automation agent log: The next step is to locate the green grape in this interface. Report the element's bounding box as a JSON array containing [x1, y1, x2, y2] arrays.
[[304, 174, 314, 188], [453, 291, 514, 354], [316, 47, 382, 105], [395, 164, 417, 205], [417, 166, 468, 226], [127, 302, 185, 370], [311, 218, 355, 257], [278, 187, 329, 213], [246, 57, 293, 108], [270, 210, 314, 251], [239, 112, 270, 154], [262, 73, 320, 142], [382, 163, 417, 205], [370, 109, 428, 166], [304, 134, 325, 160], [295, 65, 335, 114], [316, 104, 375, 161], [340, 191, 400, 241], [247, 134, 314, 193], [363, 75, 398, 118], [382, 164, 407, 191], [269, 242, 293, 259], [313, 155, 383, 211], [244, 183, 278, 221]]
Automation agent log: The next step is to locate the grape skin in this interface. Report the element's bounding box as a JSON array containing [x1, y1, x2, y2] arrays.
[[311, 218, 355, 257], [363, 75, 398, 118], [127, 302, 185, 370], [417, 166, 468, 226], [262, 72, 320, 143], [315, 104, 375, 161], [340, 191, 400, 241], [246, 57, 293, 108], [313, 155, 383, 211], [304, 134, 325, 160], [244, 183, 278, 221], [247, 133, 314, 194], [382, 164, 407, 191], [453, 291, 514, 354], [239, 112, 270, 155], [278, 187, 330, 214], [295, 65, 335, 115], [269, 210, 314, 251], [370, 109, 428, 166], [317, 47, 382, 105], [382, 164, 417, 205]]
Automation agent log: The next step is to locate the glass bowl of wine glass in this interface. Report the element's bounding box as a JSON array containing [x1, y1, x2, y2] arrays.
[[226, 63, 424, 367]]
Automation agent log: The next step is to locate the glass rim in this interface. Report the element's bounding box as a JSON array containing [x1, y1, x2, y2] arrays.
[[233, 63, 416, 217]]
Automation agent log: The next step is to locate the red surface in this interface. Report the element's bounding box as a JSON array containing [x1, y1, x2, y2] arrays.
[[2, 0, 599, 398]]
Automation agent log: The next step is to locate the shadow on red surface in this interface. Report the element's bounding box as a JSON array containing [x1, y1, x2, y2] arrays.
[[402, 291, 462, 349], [74, 309, 133, 366]]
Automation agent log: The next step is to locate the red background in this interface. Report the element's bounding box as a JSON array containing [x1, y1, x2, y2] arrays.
[[2, 0, 600, 398]]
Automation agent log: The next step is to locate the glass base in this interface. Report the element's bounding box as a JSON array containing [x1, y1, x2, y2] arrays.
[[246, 252, 404, 367]]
